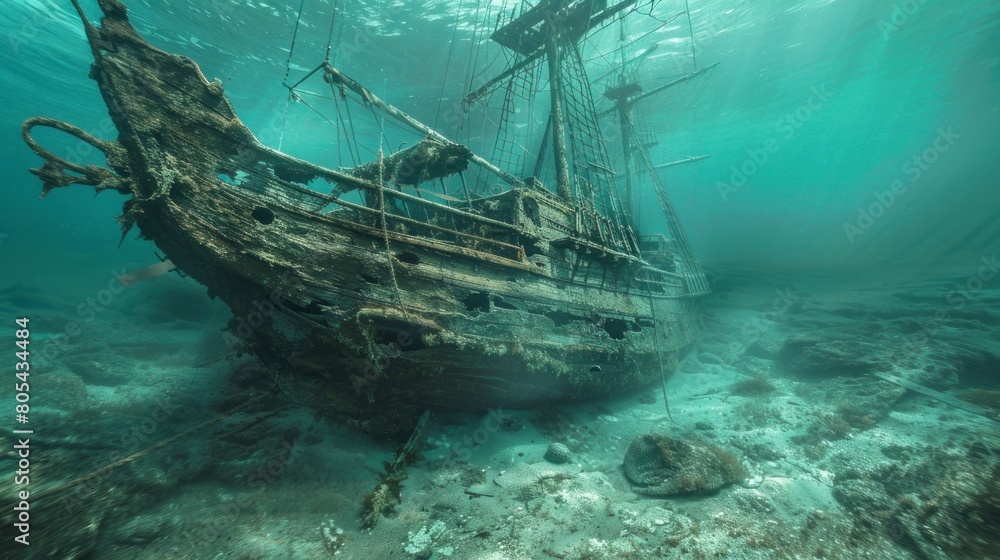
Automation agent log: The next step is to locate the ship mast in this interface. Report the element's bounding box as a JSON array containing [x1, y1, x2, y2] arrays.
[[603, 59, 720, 221], [603, 33, 639, 222], [471, 0, 640, 254], [544, 20, 573, 203], [602, 39, 719, 295]]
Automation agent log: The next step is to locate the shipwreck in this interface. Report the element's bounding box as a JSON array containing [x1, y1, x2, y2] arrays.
[[23, 0, 716, 434]]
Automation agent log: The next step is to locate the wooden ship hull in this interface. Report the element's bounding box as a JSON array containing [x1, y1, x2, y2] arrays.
[[25, 1, 707, 433]]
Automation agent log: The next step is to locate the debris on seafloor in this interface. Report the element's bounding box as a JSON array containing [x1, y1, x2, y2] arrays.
[[359, 410, 431, 528], [875, 371, 998, 421]]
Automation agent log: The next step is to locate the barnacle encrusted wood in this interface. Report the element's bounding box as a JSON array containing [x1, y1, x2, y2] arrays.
[[345, 138, 473, 186]]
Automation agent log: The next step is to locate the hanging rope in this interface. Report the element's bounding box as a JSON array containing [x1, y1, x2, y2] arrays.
[[341, 88, 365, 160], [325, 0, 339, 62], [327, 81, 364, 165], [684, 0, 697, 68], [582, 12, 684, 66], [279, 0, 309, 151], [283, 0, 308, 86], [645, 290, 674, 422], [372, 113, 409, 321]]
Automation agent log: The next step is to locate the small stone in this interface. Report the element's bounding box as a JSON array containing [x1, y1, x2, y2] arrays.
[[544, 442, 572, 464]]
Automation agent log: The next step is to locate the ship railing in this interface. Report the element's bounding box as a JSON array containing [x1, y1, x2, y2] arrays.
[[225, 147, 683, 277], [542, 216, 575, 236], [330, 197, 525, 261], [632, 268, 684, 294], [237, 161, 529, 261], [560, 263, 681, 295]]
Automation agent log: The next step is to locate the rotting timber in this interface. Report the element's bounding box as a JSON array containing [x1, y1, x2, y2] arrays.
[[23, 0, 708, 435]]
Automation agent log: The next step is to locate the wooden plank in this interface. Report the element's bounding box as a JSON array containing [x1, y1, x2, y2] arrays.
[[874, 372, 998, 422]]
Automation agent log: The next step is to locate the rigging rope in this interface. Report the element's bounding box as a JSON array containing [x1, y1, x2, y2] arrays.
[[31, 385, 281, 503], [332, 0, 348, 65], [684, 0, 697, 68], [342, 88, 365, 159], [646, 290, 675, 423], [295, 93, 369, 163], [434, 0, 465, 129], [325, 0, 339, 62], [327, 81, 364, 164], [583, 12, 684, 67], [279, 0, 309, 151], [282, 0, 308, 86]]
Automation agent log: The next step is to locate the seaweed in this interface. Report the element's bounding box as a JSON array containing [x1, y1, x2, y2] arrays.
[[709, 445, 748, 481], [729, 374, 777, 396], [359, 464, 407, 529]]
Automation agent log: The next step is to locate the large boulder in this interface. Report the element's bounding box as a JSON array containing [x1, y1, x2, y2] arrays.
[[774, 334, 889, 377], [622, 434, 745, 497]]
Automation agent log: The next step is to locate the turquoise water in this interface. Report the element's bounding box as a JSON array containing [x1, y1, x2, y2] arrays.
[[2, 0, 997, 272], [0, 1, 998, 558]]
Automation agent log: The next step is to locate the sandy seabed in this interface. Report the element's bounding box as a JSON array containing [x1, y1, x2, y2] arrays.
[[1, 263, 997, 559]]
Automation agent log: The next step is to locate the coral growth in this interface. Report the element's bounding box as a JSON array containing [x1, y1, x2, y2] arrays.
[[404, 520, 452, 559]]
